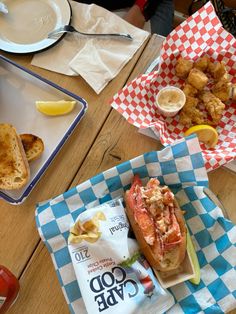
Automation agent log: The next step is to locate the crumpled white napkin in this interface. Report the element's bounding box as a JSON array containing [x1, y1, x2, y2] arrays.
[[31, 1, 149, 94]]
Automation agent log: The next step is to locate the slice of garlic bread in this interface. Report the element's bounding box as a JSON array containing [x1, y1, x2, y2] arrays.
[[20, 134, 44, 162], [0, 124, 30, 190]]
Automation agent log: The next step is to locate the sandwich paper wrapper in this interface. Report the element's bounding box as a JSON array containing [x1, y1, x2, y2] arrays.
[[110, 2, 236, 172], [36, 135, 236, 314]]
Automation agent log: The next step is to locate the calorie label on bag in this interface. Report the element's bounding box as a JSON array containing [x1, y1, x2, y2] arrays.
[[68, 199, 175, 314]]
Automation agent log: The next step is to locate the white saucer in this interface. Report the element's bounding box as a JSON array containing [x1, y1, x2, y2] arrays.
[[0, 0, 71, 53]]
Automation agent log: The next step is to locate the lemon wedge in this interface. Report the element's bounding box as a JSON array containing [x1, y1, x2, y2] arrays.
[[184, 125, 218, 148], [35, 100, 76, 116]]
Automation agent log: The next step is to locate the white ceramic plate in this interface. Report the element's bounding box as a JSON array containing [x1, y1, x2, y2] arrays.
[[0, 0, 71, 53], [0, 55, 88, 204]]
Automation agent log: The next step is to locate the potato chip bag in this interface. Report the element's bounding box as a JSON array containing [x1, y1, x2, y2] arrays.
[[68, 199, 174, 314]]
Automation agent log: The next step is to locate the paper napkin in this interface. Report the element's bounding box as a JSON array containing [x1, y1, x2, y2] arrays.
[[36, 135, 236, 314], [110, 2, 236, 172], [31, 1, 149, 94]]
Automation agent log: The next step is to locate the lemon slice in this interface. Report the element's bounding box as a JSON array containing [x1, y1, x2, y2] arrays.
[[35, 100, 76, 116], [184, 125, 218, 148]]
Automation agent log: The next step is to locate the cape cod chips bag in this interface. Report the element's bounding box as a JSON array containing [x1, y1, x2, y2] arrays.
[[68, 199, 174, 314]]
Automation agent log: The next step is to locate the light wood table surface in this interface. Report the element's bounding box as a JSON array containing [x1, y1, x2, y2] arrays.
[[0, 34, 235, 314]]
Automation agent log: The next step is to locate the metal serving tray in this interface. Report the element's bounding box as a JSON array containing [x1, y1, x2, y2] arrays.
[[0, 55, 88, 204]]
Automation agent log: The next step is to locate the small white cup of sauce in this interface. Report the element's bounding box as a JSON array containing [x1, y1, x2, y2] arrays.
[[156, 86, 186, 117]]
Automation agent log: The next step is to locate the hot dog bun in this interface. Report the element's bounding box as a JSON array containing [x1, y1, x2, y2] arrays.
[[125, 175, 186, 273]]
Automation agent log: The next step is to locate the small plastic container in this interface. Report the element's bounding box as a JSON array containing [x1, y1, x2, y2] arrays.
[[156, 86, 186, 117]]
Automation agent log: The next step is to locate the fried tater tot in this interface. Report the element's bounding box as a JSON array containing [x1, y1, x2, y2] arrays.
[[212, 77, 231, 101], [194, 55, 210, 72], [175, 57, 193, 79], [187, 68, 208, 90], [199, 91, 225, 124], [183, 83, 198, 97], [208, 61, 227, 81]]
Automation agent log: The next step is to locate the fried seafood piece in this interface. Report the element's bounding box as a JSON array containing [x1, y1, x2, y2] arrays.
[[187, 68, 208, 91], [179, 108, 205, 126], [179, 96, 205, 126], [232, 84, 236, 101], [179, 111, 193, 126], [183, 83, 198, 97], [221, 72, 230, 81], [208, 61, 227, 81], [199, 91, 225, 124], [183, 95, 199, 110], [175, 57, 193, 79], [212, 77, 231, 101], [194, 55, 210, 72]]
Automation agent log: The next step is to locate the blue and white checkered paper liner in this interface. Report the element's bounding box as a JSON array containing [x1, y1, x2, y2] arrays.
[[36, 135, 236, 314]]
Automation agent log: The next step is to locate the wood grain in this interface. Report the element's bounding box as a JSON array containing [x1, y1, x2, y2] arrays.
[[208, 167, 236, 224], [6, 34, 163, 314], [3, 33, 236, 314], [9, 242, 70, 314], [0, 36, 149, 276]]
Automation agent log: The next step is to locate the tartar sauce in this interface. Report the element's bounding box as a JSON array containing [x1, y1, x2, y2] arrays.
[[158, 90, 183, 110], [156, 86, 186, 118]]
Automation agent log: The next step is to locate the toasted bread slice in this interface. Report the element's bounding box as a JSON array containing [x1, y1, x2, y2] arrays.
[[20, 134, 44, 162], [0, 124, 30, 190]]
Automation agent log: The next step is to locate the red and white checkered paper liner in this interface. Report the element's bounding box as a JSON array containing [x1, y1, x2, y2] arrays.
[[110, 2, 236, 172]]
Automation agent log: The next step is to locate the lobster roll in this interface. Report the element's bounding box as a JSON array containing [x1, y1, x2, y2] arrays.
[[125, 175, 186, 273]]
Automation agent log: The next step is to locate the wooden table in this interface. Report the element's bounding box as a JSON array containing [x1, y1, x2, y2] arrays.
[[0, 34, 235, 314]]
